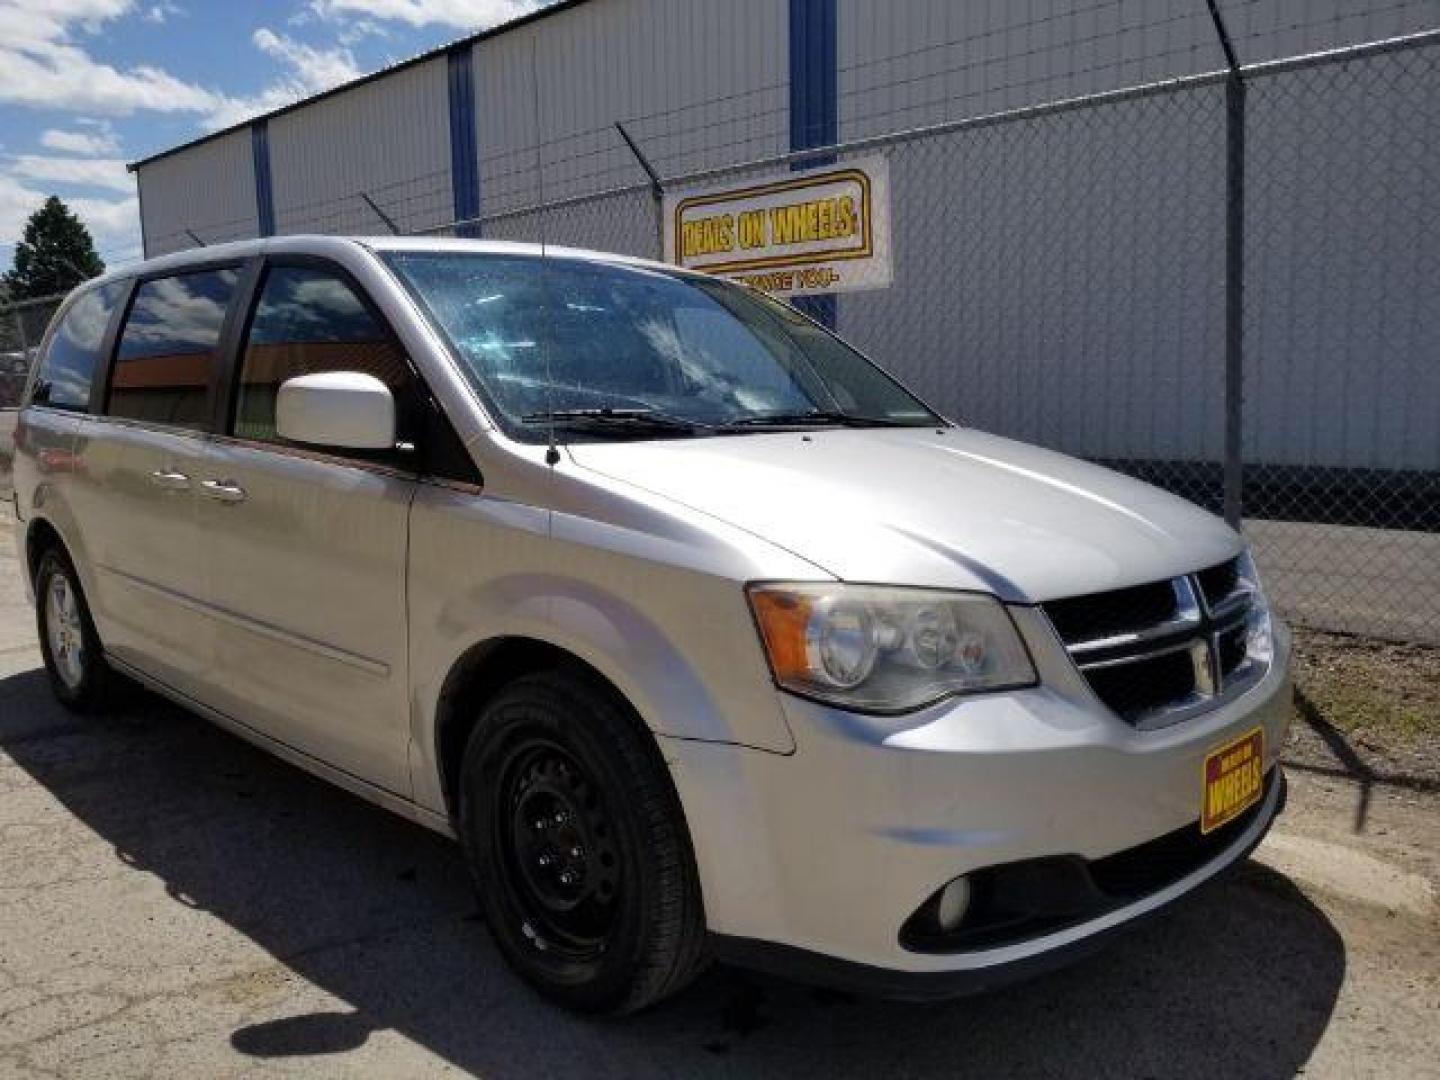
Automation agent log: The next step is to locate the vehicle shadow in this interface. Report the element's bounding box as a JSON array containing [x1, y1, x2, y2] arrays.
[[0, 665, 1345, 1078]]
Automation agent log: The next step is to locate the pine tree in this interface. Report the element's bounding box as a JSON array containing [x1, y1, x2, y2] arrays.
[[2, 196, 106, 301]]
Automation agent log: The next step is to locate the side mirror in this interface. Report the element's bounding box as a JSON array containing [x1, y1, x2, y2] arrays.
[[276, 371, 395, 450]]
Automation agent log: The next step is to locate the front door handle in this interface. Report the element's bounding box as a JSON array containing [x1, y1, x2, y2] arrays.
[[200, 479, 247, 504], [148, 469, 191, 490]]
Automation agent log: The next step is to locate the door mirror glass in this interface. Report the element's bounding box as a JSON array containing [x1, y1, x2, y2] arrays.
[[276, 371, 395, 450]]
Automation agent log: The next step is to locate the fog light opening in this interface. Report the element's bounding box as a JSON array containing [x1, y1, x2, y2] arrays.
[[936, 876, 972, 932]]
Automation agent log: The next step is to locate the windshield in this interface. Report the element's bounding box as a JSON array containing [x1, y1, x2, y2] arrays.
[[382, 251, 943, 441]]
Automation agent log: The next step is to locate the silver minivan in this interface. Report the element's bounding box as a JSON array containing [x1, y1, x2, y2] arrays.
[[11, 236, 1291, 1013]]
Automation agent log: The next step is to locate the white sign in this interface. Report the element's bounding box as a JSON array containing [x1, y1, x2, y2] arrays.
[[664, 155, 893, 298]]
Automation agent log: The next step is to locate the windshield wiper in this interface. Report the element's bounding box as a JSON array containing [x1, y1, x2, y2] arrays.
[[520, 407, 711, 437], [718, 410, 917, 429]]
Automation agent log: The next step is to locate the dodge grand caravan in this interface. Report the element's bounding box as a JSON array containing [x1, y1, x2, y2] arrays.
[[11, 237, 1291, 1013]]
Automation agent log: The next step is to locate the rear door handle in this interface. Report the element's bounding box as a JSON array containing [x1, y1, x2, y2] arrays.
[[200, 479, 247, 504], [148, 469, 191, 490]]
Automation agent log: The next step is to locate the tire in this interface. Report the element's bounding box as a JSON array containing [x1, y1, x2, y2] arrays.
[[457, 670, 707, 1014], [34, 547, 118, 713]]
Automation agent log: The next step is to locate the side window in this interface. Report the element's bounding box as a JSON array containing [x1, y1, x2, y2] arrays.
[[30, 282, 124, 411], [109, 268, 239, 430], [234, 265, 414, 448]]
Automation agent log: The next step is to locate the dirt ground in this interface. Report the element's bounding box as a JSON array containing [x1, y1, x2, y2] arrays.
[[1287, 627, 1440, 790]]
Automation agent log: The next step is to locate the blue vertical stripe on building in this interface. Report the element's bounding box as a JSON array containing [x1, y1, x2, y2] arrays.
[[448, 44, 481, 237], [251, 120, 275, 237], [789, 0, 838, 326], [789, 0, 837, 155]]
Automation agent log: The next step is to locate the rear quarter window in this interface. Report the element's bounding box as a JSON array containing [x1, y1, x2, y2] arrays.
[[29, 282, 125, 412]]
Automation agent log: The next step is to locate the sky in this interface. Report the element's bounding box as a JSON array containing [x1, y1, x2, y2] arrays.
[[0, 0, 552, 277]]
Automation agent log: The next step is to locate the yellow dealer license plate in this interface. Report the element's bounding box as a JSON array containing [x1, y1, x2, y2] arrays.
[[1201, 727, 1265, 834]]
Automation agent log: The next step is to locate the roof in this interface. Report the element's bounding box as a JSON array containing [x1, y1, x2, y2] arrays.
[[127, 0, 595, 173], [86, 234, 674, 285]]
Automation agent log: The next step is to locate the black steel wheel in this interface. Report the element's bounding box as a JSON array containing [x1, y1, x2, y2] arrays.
[[458, 669, 706, 1014], [498, 737, 623, 963]]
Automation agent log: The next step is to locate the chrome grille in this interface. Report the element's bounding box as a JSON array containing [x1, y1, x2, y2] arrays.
[[1043, 557, 1267, 728]]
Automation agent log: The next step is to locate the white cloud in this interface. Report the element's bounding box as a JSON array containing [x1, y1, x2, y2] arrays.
[[308, 0, 543, 31], [0, 1, 372, 133], [0, 174, 140, 268], [336, 18, 389, 46], [0, 0, 224, 116], [10, 155, 133, 193], [0, 176, 42, 243], [71, 193, 142, 261], [143, 1, 181, 23], [200, 29, 363, 130], [0, 42, 224, 116], [39, 125, 121, 155], [253, 28, 360, 90], [1, 0, 131, 49]]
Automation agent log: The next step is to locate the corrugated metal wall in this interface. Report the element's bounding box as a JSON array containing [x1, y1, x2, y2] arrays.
[[836, 0, 1440, 142], [136, 129, 257, 256], [475, 0, 788, 216], [836, 0, 1222, 141], [832, 0, 1440, 470], [1243, 48, 1440, 471], [833, 0, 1228, 465], [268, 57, 453, 237], [833, 86, 1229, 467]]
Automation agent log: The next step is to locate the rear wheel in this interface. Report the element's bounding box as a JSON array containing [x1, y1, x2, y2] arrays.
[[35, 548, 118, 713], [458, 670, 706, 1014]]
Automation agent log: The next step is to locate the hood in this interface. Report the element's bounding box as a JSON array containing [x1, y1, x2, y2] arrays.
[[567, 427, 1241, 602]]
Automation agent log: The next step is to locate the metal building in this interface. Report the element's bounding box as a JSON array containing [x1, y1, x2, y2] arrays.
[[130, 0, 1436, 258]]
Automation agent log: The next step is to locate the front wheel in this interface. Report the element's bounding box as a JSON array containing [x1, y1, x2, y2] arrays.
[[35, 548, 118, 713], [458, 671, 707, 1014]]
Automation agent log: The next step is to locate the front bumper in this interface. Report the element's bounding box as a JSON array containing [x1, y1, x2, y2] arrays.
[[663, 619, 1292, 986], [711, 768, 1286, 999]]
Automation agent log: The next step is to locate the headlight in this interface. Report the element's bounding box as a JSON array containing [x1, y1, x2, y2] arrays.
[[1236, 549, 1274, 664], [747, 583, 1036, 712]]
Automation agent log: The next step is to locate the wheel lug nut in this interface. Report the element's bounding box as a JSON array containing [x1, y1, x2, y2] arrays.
[[570, 846, 583, 859], [559, 871, 576, 886], [537, 854, 552, 867]]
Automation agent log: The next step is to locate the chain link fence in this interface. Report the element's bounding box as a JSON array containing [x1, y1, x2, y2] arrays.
[[1, 294, 64, 496], [1240, 37, 1440, 644], [0, 293, 64, 405], [432, 29, 1439, 646]]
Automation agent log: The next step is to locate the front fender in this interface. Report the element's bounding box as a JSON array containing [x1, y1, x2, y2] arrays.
[[406, 485, 798, 815]]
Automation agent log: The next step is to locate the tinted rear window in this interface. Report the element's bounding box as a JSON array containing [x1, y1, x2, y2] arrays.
[[109, 268, 239, 430], [31, 283, 125, 412]]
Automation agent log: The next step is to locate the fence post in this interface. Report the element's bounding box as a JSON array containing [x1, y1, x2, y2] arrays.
[[615, 121, 666, 261], [359, 192, 401, 235], [1207, 0, 1246, 529], [13, 303, 29, 359]]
